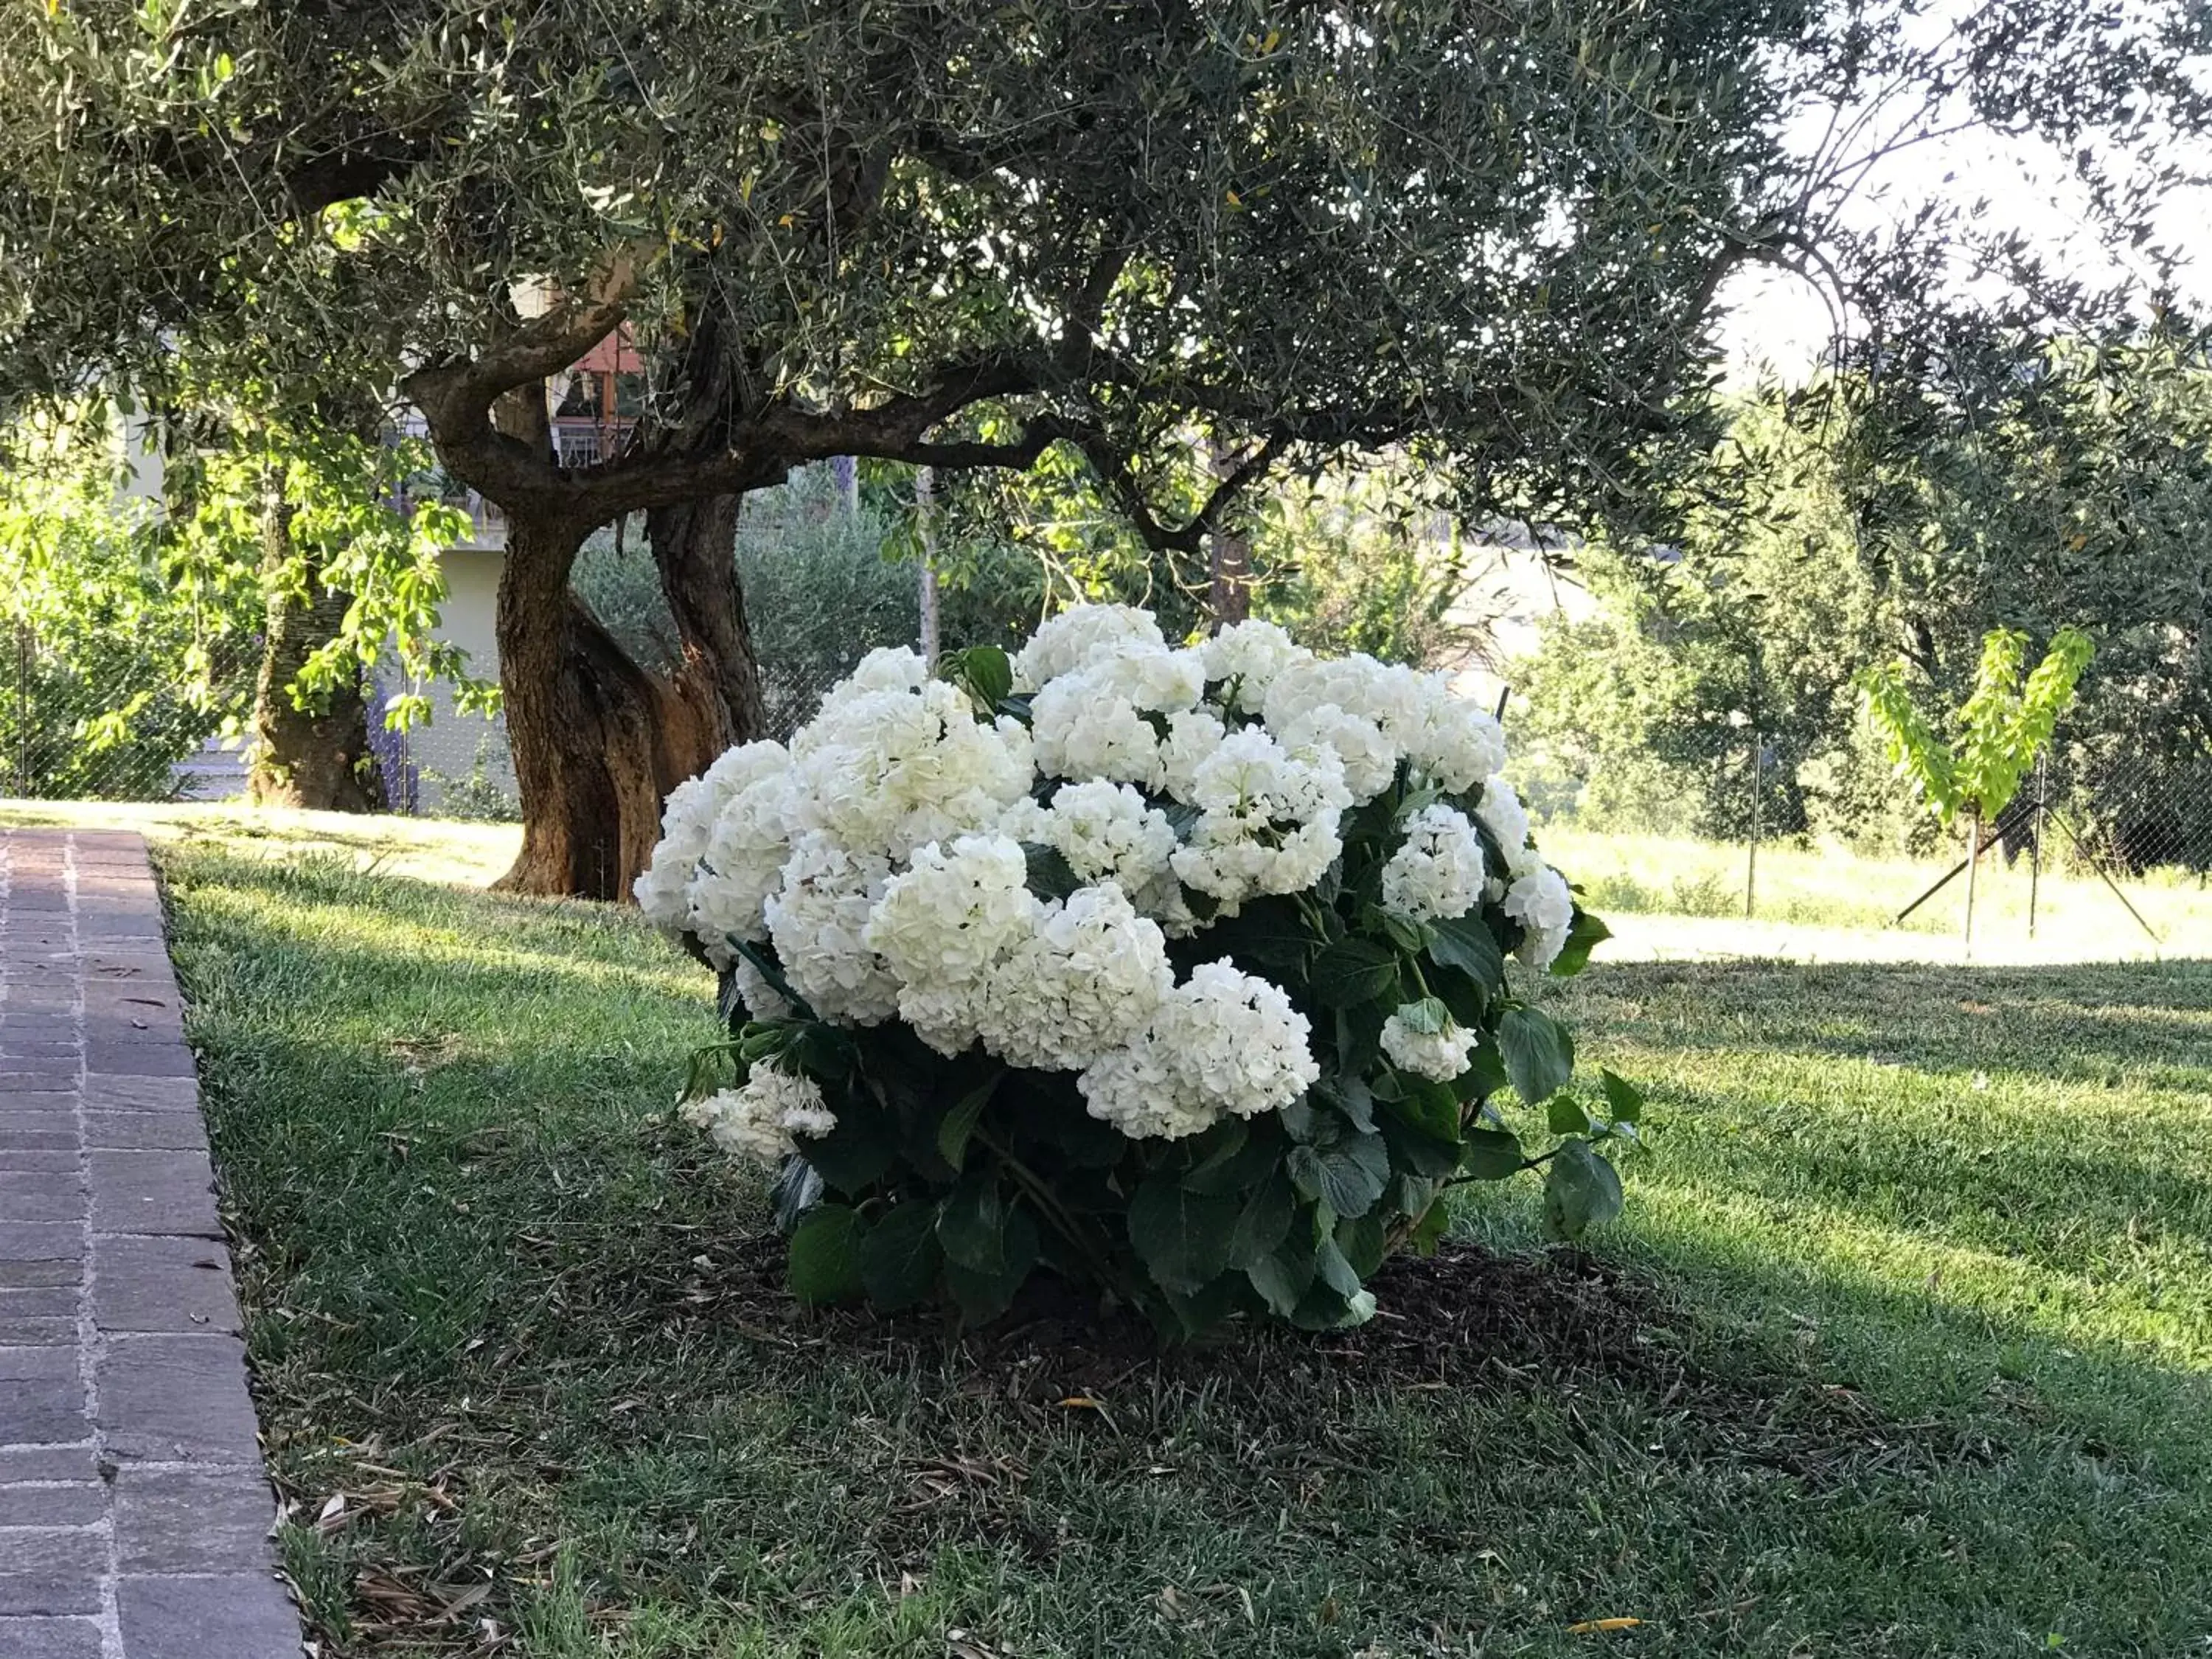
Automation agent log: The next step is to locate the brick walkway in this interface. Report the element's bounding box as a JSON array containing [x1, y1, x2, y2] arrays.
[[0, 831, 300, 1658]]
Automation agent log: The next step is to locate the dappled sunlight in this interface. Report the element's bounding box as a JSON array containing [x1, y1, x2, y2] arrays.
[[1542, 825, 2212, 963], [167, 855, 709, 1006], [1630, 1175, 2212, 1368], [1562, 957, 2212, 1088], [1543, 962, 2212, 1358], [0, 798, 521, 887], [147, 835, 2212, 1657]]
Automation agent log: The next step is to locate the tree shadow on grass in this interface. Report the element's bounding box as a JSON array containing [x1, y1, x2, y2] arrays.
[[1569, 956, 2212, 1089], [238, 1092, 2212, 1658], [1603, 1071, 2212, 1273], [204, 1018, 2212, 1659], [161, 850, 2212, 1658]]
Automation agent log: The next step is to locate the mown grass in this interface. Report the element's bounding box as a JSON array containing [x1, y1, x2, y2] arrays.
[[0, 797, 520, 887], [1540, 824, 2210, 954], [152, 838, 2212, 1657]]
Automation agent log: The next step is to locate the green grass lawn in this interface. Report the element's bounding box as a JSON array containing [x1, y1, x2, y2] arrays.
[[1540, 824, 2210, 955], [151, 838, 2212, 1657], [0, 797, 522, 887]]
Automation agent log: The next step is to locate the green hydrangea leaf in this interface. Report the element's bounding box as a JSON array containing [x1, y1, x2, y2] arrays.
[[1459, 1126, 1526, 1180], [1127, 1173, 1242, 1294], [1427, 914, 1505, 990], [858, 1198, 943, 1310], [1310, 938, 1399, 1007], [1599, 1068, 1645, 1124], [1548, 909, 1612, 978], [787, 1204, 866, 1305], [1287, 1130, 1389, 1220], [1498, 1005, 1574, 1105], [1542, 1140, 1624, 1240]]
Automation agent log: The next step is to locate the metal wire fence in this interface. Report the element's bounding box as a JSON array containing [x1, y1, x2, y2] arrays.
[[0, 624, 257, 804], [0, 621, 857, 823], [1568, 714, 2212, 953], [15, 583, 2211, 960]]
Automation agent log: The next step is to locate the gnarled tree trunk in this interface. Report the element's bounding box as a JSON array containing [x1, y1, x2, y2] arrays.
[[248, 484, 383, 811], [647, 493, 769, 750], [493, 477, 766, 898], [494, 508, 722, 898], [1206, 437, 1253, 627]]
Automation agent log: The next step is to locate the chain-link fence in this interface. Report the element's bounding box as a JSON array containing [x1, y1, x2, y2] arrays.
[[0, 623, 257, 804], [1516, 696, 2212, 954], [0, 627, 866, 824], [13, 493, 2208, 961], [0, 616, 538, 820]]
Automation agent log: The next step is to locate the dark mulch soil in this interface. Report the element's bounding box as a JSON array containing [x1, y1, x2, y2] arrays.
[[261, 1231, 2000, 1653], [665, 1231, 1997, 1492], [681, 1228, 1667, 1385]]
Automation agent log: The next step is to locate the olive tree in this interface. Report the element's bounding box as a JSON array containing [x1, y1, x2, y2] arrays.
[[1, 0, 2199, 894]]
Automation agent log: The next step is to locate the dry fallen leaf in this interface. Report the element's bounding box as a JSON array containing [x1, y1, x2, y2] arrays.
[[436, 1581, 492, 1617], [1567, 1616, 1645, 1634]]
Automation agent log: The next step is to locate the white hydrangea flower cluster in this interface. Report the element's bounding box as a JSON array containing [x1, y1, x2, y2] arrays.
[[636, 742, 792, 929], [1380, 804, 1489, 922], [640, 603, 1584, 1142], [684, 742, 796, 964], [976, 883, 1175, 1071], [681, 1062, 837, 1165], [1030, 672, 1179, 787], [1380, 1009, 1478, 1082], [764, 833, 900, 1026], [1012, 604, 1164, 689], [1169, 728, 1351, 910], [861, 835, 1034, 1054], [1077, 960, 1319, 1140], [790, 676, 1033, 862], [1200, 617, 1304, 709], [1477, 776, 1537, 878], [1032, 782, 1178, 891], [726, 956, 792, 1023], [1504, 864, 1576, 970], [1261, 653, 1507, 794]]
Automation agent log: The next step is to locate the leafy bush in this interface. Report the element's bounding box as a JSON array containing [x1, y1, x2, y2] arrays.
[[1251, 467, 1484, 669], [639, 606, 1629, 1338], [0, 417, 259, 799], [574, 466, 1043, 736]]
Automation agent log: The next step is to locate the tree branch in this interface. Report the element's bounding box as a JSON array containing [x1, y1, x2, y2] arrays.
[[400, 248, 657, 507], [1072, 428, 1289, 557], [1057, 245, 1133, 375], [408, 248, 650, 417]]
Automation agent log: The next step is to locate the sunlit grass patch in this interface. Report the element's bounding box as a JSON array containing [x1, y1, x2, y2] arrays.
[[0, 796, 519, 887], [158, 843, 2212, 1656]]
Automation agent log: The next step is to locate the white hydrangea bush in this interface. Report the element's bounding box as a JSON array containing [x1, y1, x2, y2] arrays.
[[647, 608, 1633, 1335]]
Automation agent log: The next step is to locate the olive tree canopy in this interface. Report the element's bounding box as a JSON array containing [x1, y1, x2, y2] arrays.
[[1, 0, 2199, 893]]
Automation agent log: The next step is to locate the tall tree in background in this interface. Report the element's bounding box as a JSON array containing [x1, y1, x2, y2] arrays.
[[163, 393, 488, 811], [0, 0, 2202, 896], [1512, 324, 2212, 865]]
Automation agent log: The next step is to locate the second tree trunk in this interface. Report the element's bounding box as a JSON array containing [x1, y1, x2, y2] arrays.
[[248, 484, 383, 812]]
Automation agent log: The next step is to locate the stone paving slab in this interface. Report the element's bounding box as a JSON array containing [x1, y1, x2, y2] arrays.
[[0, 832, 301, 1658]]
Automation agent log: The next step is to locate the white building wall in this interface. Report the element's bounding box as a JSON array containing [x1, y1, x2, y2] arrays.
[[387, 546, 512, 813]]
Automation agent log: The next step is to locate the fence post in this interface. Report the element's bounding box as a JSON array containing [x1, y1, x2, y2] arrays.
[[2028, 750, 2047, 939], [14, 622, 30, 797], [1963, 812, 1980, 949], [915, 467, 940, 671], [1745, 734, 1761, 920], [1743, 647, 1761, 920]]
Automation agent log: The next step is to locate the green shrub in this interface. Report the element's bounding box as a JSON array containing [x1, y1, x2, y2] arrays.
[[574, 466, 1043, 736], [650, 618, 1634, 1338]]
